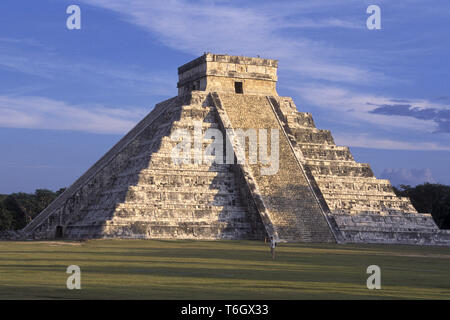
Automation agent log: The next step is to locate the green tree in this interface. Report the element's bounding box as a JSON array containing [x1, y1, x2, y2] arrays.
[[3, 195, 27, 230], [56, 188, 66, 196], [432, 195, 450, 229], [393, 183, 450, 229], [0, 202, 13, 231], [0, 188, 63, 231]]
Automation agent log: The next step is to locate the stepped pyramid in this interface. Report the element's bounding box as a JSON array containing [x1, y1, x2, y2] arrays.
[[22, 53, 450, 245]]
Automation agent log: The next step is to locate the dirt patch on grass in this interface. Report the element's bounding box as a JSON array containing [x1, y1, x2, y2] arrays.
[[378, 251, 450, 259], [35, 241, 85, 246]]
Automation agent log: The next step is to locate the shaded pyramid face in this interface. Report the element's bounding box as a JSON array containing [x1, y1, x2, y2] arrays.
[[23, 53, 450, 245]]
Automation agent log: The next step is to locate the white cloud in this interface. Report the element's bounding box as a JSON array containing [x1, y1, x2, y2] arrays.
[[295, 85, 444, 133], [281, 18, 361, 29], [0, 95, 147, 134], [80, 0, 381, 84], [0, 38, 176, 96], [289, 84, 450, 151], [333, 133, 450, 151], [380, 168, 436, 186]]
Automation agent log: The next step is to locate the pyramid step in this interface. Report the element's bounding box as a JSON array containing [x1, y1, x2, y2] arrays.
[[305, 159, 365, 167], [317, 182, 394, 194], [299, 145, 354, 161], [124, 189, 241, 205], [108, 168, 236, 189], [78, 204, 249, 217], [137, 174, 236, 188], [326, 200, 416, 213], [306, 162, 374, 177], [180, 104, 215, 120], [170, 120, 220, 129], [139, 170, 234, 178], [322, 193, 408, 201], [115, 202, 247, 211], [159, 135, 215, 146], [106, 219, 255, 229], [314, 175, 392, 185], [320, 189, 396, 197], [100, 220, 259, 240], [330, 212, 450, 245], [97, 184, 239, 197], [292, 127, 335, 144], [326, 197, 414, 206], [149, 152, 223, 164], [147, 161, 233, 172], [112, 209, 251, 221]]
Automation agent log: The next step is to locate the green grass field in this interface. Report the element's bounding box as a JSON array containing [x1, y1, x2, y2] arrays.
[[0, 239, 449, 299]]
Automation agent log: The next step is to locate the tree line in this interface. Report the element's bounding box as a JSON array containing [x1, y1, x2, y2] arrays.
[[393, 183, 450, 229], [0, 183, 449, 231], [0, 188, 65, 231]]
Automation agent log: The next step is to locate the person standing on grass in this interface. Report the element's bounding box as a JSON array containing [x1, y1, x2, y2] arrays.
[[269, 236, 277, 260]]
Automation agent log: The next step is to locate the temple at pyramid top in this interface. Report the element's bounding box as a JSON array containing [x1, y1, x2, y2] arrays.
[[177, 53, 278, 96]]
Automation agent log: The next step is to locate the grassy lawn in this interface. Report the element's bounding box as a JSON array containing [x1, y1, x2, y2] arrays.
[[0, 239, 449, 299]]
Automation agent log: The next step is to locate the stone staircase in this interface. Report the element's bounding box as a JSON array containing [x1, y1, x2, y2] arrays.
[[212, 93, 336, 243]]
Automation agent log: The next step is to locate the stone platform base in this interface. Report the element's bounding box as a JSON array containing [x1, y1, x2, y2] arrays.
[[332, 212, 450, 245]]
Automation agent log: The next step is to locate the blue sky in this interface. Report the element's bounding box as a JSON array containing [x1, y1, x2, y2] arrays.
[[0, 0, 449, 193]]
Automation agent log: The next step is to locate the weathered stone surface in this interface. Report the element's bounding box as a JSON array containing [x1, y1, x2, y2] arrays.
[[23, 92, 266, 240], [178, 53, 278, 96], [212, 93, 336, 242], [269, 96, 450, 245], [21, 53, 450, 245]]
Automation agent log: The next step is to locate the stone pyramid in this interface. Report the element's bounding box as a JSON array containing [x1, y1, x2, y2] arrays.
[[22, 53, 450, 245]]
